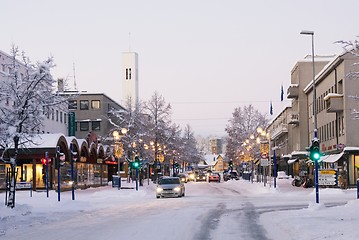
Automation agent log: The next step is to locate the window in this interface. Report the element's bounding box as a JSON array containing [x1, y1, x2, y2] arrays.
[[68, 100, 77, 110], [1, 64, 5, 72], [92, 121, 101, 131], [80, 122, 89, 131], [64, 113, 67, 124], [60, 112, 63, 123], [56, 110, 59, 121], [91, 100, 100, 109], [80, 100, 89, 110], [126, 68, 132, 80], [51, 109, 54, 120]]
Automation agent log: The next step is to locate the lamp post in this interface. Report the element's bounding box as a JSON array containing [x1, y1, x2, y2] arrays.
[[301, 30, 319, 204], [113, 128, 127, 190]]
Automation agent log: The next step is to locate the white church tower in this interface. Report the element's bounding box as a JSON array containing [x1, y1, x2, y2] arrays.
[[122, 52, 139, 107]]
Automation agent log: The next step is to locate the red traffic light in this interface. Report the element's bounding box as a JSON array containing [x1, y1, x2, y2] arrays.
[[41, 158, 47, 165]]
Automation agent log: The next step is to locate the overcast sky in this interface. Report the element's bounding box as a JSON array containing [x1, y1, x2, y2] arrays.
[[2, 0, 359, 137]]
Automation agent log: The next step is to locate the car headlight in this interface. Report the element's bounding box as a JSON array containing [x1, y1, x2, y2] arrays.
[[174, 187, 181, 192], [156, 187, 163, 193]]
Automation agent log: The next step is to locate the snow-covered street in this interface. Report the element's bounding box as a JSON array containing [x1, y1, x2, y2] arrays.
[[1, 178, 358, 240]]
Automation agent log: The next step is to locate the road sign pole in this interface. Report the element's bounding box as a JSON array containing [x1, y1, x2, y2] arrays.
[[315, 159, 319, 204], [135, 168, 139, 191], [45, 152, 49, 198]]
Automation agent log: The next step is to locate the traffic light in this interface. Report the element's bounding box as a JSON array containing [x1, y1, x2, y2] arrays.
[[132, 156, 140, 169], [41, 158, 47, 165], [310, 138, 321, 161], [229, 161, 233, 170], [174, 162, 179, 172]]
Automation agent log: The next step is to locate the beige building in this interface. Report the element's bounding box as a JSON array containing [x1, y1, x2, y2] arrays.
[[273, 52, 359, 187], [304, 51, 359, 186], [287, 55, 334, 152], [266, 106, 292, 173]]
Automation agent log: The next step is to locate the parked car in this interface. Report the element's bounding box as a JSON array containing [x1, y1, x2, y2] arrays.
[[195, 172, 207, 182], [156, 176, 185, 198], [208, 173, 220, 182], [223, 171, 239, 181]]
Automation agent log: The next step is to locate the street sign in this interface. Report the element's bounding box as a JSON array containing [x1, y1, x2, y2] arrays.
[[318, 169, 337, 186], [260, 159, 269, 166], [68, 112, 76, 136], [260, 152, 268, 159]]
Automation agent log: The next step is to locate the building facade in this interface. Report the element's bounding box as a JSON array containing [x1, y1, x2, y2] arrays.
[[273, 52, 359, 187], [66, 92, 126, 140], [304, 51, 359, 187]]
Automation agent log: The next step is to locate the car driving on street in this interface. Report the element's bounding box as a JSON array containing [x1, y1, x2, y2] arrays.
[[156, 176, 185, 198], [195, 172, 207, 182], [223, 171, 240, 181], [177, 173, 188, 183], [208, 173, 220, 182]]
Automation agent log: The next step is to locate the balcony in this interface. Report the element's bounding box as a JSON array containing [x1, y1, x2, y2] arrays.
[[288, 112, 299, 125], [270, 124, 288, 140], [324, 94, 343, 112], [287, 85, 299, 99]]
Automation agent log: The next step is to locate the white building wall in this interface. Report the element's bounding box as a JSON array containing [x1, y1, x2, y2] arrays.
[[122, 52, 139, 107]]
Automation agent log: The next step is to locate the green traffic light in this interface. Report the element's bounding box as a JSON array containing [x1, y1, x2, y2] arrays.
[[133, 161, 140, 168], [313, 152, 320, 160]]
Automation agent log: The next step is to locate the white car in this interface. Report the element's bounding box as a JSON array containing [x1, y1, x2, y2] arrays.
[[156, 177, 185, 198]]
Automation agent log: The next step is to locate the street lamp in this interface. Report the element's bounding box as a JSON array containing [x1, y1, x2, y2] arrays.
[[112, 128, 127, 189], [301, 30, 319, 204]]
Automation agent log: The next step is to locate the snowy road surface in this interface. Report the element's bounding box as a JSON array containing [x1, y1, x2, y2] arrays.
[[1, 179, 358, 240]]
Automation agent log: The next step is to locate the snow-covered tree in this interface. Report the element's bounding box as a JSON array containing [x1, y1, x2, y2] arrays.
[[0, 46, 65, 208], [182, 124, 202, 166], [225, 104, 268, 164], [107, 97, 149, 161], [143, 92, 172, 180]]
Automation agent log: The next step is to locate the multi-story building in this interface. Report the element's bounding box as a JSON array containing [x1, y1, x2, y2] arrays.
[[304, 51, 359, 187], [210, 138, 223, 154], [276, 51, 359, 187], [266, 106, 292, 173], [287, 55, 334, 153], [65, 92, 126, 141]]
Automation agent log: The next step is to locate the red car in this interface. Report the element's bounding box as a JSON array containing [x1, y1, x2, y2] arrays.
[[208, 173, 220, 182]]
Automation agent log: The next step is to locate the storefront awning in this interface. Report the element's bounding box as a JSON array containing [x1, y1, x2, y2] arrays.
[[287, 159, 298, 164], [323, 152, 344, 163], [291, 151, 308, 159]]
